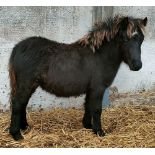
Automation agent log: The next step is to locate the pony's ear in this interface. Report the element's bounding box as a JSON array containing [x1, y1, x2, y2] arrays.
[[120, 17, 129, 30], [142, 17, 148, 26]]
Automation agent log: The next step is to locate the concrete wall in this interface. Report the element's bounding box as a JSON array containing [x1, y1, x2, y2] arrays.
[[0, 6, 155, 110], [0, 6, 112, 110], [0, 6, 94, 42], [0, 6, 95, 110], [112, 6, 155, 92]]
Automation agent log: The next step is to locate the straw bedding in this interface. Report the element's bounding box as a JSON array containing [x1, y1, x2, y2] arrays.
[[0, 92, 155, 148]]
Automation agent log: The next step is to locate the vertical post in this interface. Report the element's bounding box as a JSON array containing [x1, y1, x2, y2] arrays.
[[92, 6, 113, 108], [92, 6, 102, 24], [102, 88, 110, 108], [92, 6, 114, 24]]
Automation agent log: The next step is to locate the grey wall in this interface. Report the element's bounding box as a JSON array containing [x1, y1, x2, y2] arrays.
[[111, 6, 155, 92], [0, 6, 93, 43], [1, 6, 153, 41], [0, 6, 155, 110], [0, 6, 154, 41], [0, 6, 112, 110]]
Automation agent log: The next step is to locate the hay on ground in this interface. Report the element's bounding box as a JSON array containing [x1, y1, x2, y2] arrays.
[[0, 104, 155, 148]]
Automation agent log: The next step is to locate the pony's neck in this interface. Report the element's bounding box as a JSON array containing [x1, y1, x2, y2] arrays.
[[99, 40, 122, 66]]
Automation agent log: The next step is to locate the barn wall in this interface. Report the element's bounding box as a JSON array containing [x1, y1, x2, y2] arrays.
[[111, 6, 155, 92], [0, 6, 113, 110], [0, 6, 155, 110]]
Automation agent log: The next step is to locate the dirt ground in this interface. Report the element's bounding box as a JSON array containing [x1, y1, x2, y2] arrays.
[[0, 90, 155, 148]]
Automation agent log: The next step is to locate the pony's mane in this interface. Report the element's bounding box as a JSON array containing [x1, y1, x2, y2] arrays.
[[78, 15, 146, 52]]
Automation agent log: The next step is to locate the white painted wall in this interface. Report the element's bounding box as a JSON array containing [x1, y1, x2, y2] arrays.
[[112, 6, 155, 92], [0, 6, 155, 110], [0, 6, 94, 110]]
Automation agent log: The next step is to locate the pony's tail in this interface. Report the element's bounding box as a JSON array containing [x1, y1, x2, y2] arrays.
[[9, 51, 17, 103]]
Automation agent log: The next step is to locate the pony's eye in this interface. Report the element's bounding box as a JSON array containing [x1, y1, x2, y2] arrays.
[[132, 34, 138, 39]]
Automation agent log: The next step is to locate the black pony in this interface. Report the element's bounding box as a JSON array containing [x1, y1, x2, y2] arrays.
[[9, 15, 147, 140]]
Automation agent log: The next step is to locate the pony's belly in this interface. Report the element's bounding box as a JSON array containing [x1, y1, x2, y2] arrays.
[[43, 64, 90, 97], [45, 83, 86, 97], [41, 77, 88, 97]]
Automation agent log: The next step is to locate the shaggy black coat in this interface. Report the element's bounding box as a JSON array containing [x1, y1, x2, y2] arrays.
[[9, 15, 147, 140]]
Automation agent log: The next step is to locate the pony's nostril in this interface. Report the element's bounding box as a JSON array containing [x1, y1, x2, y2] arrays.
[[136, 61, 142, 68], [132, 60, 142, 71]]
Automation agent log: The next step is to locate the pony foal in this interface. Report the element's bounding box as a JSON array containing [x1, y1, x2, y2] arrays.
[[9, 16, 147, 140]]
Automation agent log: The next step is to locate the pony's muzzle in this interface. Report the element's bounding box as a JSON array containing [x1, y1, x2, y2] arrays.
[[130, 60, 142, 71]]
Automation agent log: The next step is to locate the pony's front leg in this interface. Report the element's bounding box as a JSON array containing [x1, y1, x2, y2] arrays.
[[82, 92, 92, 129], [89, 88, 105, 136]]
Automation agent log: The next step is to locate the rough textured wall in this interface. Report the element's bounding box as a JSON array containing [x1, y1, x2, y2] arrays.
[[0, 6, 93, 42], [0, 6, 113, 110], [0, 6, 155, 110], [0, 6, 94, 110], [112, 6, 155, 92]]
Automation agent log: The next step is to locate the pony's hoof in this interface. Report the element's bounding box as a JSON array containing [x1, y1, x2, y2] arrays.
[[21, 126, 31, 134], [11, 132, 24, 141], [82, 118, 92, 129], [83, 123, 92, 129], [93, 129, 105, 137]]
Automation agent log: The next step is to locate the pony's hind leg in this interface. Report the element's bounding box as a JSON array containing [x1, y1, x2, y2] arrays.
[[9, 80, 38, 140], [20, 104, 29, 131]]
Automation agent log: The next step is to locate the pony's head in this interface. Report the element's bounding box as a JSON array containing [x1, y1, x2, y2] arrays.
[[117, 16, 147, 71], [79, 15, 147, 71]]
